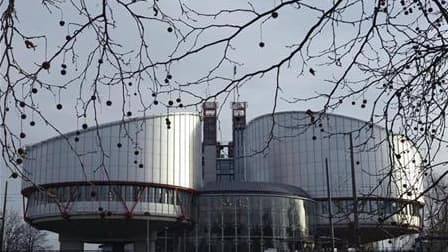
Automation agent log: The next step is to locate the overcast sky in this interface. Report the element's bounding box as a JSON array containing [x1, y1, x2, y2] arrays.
[[1, 0, 446, 249], [0, 1, 368, 247]]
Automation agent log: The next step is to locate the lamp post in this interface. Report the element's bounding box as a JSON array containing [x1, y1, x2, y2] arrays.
[[146, 218, 149, 252], [0, 180, 8, 252], [325, 158, 335, 251], [349, 133, 360, 250]]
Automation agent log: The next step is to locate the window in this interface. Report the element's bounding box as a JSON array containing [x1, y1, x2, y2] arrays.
[[156, 188, 163, 203], [359, 200, 369, 213], [320, 201, 328, 215], [28, 184, 187, 206], [369, 200, 377, 214], [148, 187, 155, 202]]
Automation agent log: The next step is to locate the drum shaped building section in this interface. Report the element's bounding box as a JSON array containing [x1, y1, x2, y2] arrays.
[[22, 113, 201, 251], [243, 111, 424, 244], [21, 105, 424, 251]]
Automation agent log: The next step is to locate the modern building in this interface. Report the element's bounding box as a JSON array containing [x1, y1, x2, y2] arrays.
[[197, 182, 315, 251], [21, 113, 201, 251], [242, 111, 424, 246], [21, 103, 424, 251]]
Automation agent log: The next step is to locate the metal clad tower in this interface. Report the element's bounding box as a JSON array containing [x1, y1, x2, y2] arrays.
[[232, 102, 247, 181], [202, 102, 217, 184]]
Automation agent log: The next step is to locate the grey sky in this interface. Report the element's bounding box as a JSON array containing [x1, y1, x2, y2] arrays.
[[1, 0, 447, 249]]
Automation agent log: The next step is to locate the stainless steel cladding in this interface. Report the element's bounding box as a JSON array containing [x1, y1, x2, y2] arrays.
[[243, 112, 424, 240], [22, 113, 201, 222]]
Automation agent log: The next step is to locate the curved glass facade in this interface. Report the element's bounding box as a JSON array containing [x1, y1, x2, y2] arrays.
[[195, 192, 315, 252], [22, 113, 201, 222], [243, 112, 424, 241], [317, 198, 422, 218], [24, 183, 195, 220]]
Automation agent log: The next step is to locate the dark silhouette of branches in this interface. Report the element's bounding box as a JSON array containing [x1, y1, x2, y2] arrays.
[[425, 174, 448, 234], [1, 0, 448, 244], [2, 209, 50, 251]]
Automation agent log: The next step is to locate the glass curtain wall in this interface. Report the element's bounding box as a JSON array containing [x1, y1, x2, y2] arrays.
[[195, 194, 315, 252]]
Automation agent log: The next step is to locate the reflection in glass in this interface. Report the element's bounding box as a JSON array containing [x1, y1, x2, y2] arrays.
[[196, 194, 315, 251]]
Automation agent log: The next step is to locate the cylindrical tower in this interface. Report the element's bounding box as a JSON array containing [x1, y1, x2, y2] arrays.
[[243, 111, 424, 244], [21, 112, 201, 250]]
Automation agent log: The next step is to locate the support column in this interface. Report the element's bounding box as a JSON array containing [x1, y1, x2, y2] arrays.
[[59, 234, 84, 252], [135, 231, 157, 252], [111, 242, 125, 252]]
